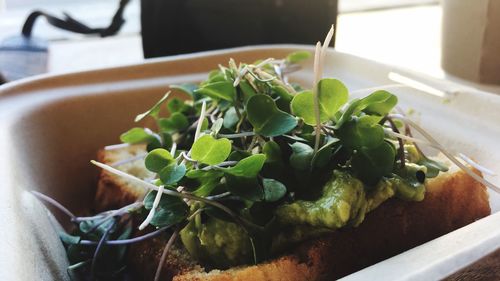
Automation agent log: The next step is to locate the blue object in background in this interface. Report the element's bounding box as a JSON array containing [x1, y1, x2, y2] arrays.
[[0, 35, 48, 82]]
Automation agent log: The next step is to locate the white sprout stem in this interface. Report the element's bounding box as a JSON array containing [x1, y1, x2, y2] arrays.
[[205, 191, 232, 200], [388, 114, 500, 194], [202, 161, 238, 171], [312, 41, 322, 153], [274, 64, 283, 80], [218, 131, 255, 138], [73, 201, 143, 222], [180, 151, 197, 163], [255, 57, 275, 69], [170, 142, 177, 156], [459, 153, 497, 177], [320, 25, 335, 69], [194, 101, 207, 142], [384, 129, 440, 149], [92, 160, 176, 195], [145, 128, 163, 145], [233, 65, 249, 87], [139, 185, 165, 230], [111, 153, 147, 167], [90, 160, 255, 226], [104, 143, 130, 151], [31, 190, 76, 219]]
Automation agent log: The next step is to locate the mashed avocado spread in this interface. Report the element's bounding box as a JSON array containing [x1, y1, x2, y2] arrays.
[[180, 170, 426, 268]]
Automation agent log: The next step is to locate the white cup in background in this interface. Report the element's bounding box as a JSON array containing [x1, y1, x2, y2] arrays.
[[442, 0, 500, 85]]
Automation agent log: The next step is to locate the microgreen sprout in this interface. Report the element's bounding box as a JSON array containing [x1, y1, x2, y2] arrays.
[[388, 114, 500, 193], [139, 185, 165, 230]]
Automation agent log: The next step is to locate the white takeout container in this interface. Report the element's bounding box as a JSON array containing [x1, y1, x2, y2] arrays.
[[0, 46, 498, 281]]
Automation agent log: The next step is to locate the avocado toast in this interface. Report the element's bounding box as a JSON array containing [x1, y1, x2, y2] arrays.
[[34, 27, 495, 280]]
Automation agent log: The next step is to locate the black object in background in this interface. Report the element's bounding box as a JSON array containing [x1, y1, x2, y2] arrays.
[[141, 0, 338, 58]]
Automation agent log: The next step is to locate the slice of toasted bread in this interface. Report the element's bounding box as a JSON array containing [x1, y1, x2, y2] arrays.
[[95, 146, 491, 280], [94, 145, 154, 211]]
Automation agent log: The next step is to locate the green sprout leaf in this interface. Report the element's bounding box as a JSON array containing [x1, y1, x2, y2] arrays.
[[187, 170, 224, 197], [417, 157, 449, 178], [222, 154, 267, 201], [170, 83, 198, 97], [120, 127, 161, 146], [159, 163, 186, 185], [263, 141, 282, 163], [222, 154, 266, 178], [262, 178, 287, 202], [143, 191, 188, 227], [333, 98, 362, 129], [291, 79, 347, 125], [318, 78, 349, 118], [158, 112, 189, 133], [285, 51, 312, 64], [289, 142, 314, 170], [239, 81, 257, 103], [273, 86, 294, 112], [352, 141, 396, 185], [290, 91, 316, 125], [167, 98, 189, 113], [194, 81, 236, 101], [311, 139, 339, 168], [59, 232, 81, 245], [191, 135, 232, 165], [211, 118, 224, 135], [247, 94, 297, 137], [225, 175, 263, 201], [337, 115, 385, 149], [135, 91, 171, 122], [333, 91, 398, 129], [145, 148, 175, 173], [360, 90, 398, 116], [223, 107, 239, 129]]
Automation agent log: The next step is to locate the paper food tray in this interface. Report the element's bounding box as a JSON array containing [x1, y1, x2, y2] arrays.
[[0, 45, 498, 281]]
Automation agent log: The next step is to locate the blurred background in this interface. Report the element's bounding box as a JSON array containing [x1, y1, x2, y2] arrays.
[[0, 0, 495, 90]]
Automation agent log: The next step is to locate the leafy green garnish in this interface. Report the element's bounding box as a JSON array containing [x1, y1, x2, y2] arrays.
[[289, 142, 314, 171], [170, 83, 198, 97], [291, 79, 348, 125], [222, 154, 266, 177], [352, 141, 396, 185], [145, 148, 175, 173], [158, 112, 189, 132], [247, 95, 297, 137], [262, 178, 287, 202], [143, 190, 189, 227], [159, 163, 187, 185], [120, 127, 160, 146], [337, 116, 385, 149], [195, 81, 236, 101], [135, 92, 171, 122], [360, 90, 398, 116], [191, 135, 232, 165], [285, 51, 312, 64], [105, 50, 441, 271]]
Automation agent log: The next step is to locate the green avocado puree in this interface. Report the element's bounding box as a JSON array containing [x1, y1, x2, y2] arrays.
[[180, 170, 426, 268]]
